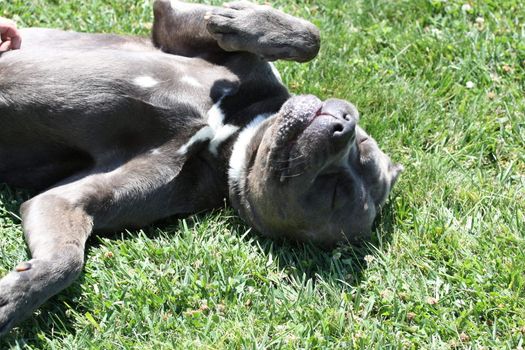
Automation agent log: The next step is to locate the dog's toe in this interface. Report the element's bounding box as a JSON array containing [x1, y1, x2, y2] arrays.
[[0, 320, 13, 336], [205, 9, 240, 34], [0, 292, 15, 336], [0, 294, 7, 308]]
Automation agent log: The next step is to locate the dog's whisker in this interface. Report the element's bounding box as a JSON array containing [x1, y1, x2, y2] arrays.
[[273, 155, 306, 163], [275, 162, 308, 172], [279, 171, 306, 179]]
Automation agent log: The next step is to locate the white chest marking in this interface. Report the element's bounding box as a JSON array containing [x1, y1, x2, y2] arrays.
[[134, 76, 159, 88], [269, 63, 282, 83], [176, 126, 214, 155], [207, 101, 226, 131], [206, 98, 239, 156], [228, 114, 269, 185], [177, 92, 242, 156], [209, 124, 239, 156]]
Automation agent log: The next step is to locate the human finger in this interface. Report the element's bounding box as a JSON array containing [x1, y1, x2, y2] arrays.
[[0, 39, 12, 52]]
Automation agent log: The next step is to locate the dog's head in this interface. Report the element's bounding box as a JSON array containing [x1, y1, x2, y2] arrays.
[[228, 95, 402, 247]]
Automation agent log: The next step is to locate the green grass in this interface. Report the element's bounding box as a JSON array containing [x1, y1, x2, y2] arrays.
[[1, 0, 524, 348]]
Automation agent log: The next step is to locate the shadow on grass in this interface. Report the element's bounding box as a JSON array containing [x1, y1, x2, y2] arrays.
[[250, 197, 398, 288], [0, 184, 398, 347]]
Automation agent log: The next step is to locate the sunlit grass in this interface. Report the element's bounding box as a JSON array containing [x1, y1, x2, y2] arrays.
[[1, 0, 524, 348]]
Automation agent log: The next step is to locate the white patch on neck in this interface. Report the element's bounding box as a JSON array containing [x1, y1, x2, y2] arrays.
[[268, 63, 282, 83], [206, 95, 239, 155], [209, 124, 239, 156], [134, 76, 159, 88], [177, 126, 214, 155], [177, 91, 240, 156], [207, 99, 226, 131], [150, 148, 162, 155], [181, 75, 202, 88], [228, 114, 270, 186]]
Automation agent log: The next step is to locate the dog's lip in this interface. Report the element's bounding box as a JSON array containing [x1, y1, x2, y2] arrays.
[[270, 106, 349, 179], [275, 103, 354, 151], [274, 100, 324, 143], [294, 106, 336, 136], [314, 107, 335, 119], [270, 104, 323, 177]]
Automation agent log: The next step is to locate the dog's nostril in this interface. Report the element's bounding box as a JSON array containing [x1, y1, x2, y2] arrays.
[[333, 123, 345, 134], [331, 118, 356, 145]]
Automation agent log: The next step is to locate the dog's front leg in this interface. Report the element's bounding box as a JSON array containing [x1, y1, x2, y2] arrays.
[[205, 1, 321, 62], [0, 190, 92, 336], [153, 0, 320, 62], [0, 154, 183, 336]]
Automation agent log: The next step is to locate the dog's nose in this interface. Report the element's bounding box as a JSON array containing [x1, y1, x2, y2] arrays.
[[319, 99, 358, 143], [320, 99, 359, 122], [330, 118, 355, 139]]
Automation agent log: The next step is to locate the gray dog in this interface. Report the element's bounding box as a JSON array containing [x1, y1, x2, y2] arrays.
[[0, 0, 402, 335]]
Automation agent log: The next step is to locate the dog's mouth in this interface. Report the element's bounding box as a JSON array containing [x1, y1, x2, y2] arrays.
[[315, 107, 336, 119], [359, 136, 369, 144]]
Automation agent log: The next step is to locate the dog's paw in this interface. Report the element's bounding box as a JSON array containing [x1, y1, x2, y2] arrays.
[[0, 261, 46, 336], [0, 291, 15, 336], [205, 8, 242, 35], [204, 3, 318, 62], [204, 5, 264, 53]]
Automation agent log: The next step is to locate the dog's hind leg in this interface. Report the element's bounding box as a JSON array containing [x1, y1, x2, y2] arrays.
[[0, 154, 183, 336]]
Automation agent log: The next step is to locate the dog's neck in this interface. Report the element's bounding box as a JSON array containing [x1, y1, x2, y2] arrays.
[[225, 114, 273, 226], [228, 114, 270, 189]]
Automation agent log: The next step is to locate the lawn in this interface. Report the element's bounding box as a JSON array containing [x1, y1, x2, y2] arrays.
[[1, 0, 524, 348]]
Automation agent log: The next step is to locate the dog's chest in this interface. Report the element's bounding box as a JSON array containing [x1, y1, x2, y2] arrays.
[[135, 55, 239, 112], [138, 55, 286, 159]]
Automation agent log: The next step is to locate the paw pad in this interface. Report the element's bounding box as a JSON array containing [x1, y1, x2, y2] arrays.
[[15, 262, 32, 272]]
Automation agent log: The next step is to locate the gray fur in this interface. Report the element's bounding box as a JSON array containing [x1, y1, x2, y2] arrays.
[[0, 0, 400, 336]]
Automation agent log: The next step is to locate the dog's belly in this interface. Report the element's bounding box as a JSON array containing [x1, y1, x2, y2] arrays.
[[0, 42, 240, 164]]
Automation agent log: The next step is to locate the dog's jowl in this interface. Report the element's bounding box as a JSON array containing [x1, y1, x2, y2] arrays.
[[0, 0, 402, 335]]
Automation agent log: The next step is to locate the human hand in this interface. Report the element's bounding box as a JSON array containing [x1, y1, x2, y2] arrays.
[[0, 17, 22, 52]]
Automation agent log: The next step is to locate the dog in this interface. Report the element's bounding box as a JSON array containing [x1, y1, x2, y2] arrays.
[[0, 0, 402, 336]]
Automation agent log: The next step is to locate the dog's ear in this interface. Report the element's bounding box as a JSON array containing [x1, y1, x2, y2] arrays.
[[390, 163, 404, 186]]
